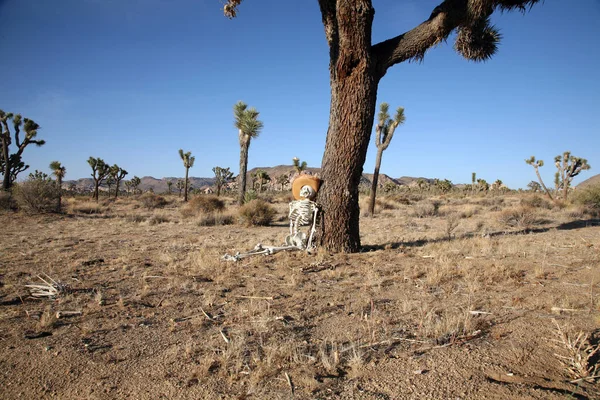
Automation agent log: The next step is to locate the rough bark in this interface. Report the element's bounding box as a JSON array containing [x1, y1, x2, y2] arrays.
[[237, 137, 250, 206], [184, 167, 189, 202], [534, 167, 553, 201], [1, 137, 9, 191], [317, 0, 378, 252], [367, 147, 384, 216]]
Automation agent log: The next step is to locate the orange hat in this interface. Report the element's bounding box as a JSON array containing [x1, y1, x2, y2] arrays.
[[292, 174, 321, 200]]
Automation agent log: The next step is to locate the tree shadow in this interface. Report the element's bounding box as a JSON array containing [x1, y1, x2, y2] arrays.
[[362, 219, 600, 252]]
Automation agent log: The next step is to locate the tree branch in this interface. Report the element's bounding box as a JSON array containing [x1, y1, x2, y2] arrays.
[[372, 0, 541, 79]]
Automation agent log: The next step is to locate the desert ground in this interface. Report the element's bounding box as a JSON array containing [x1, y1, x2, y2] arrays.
[[1, 191, 599, 399]]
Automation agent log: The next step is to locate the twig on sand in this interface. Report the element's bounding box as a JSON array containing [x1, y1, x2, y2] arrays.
[[25, 274, 71, 299], [284, 372, 294, 396]]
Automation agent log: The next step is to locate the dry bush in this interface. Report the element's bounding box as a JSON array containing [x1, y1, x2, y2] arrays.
[[238, 199, 275, 226], [412, 201, 440, 218], [139, 193, 168, 210], [458, 205, 480, 219], [385, 193, 412, 205], [550, 320, 599, 383], [198, 212, 235, 226], [188, 195, 225, 214], [148, 213, 170, 225], [0, 191, 17, 211], [497, 206, 542, 230], [520, 195, 552, 209], [573, 185, 600, 216], [70, 201, 106, 214], [125, 214, 147, 223], [13, 180, 60, 213]]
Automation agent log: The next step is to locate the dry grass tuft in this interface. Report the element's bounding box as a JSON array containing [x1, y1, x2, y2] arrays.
[[550, 319, 599, 383], [139, 193, 169, 210], [238, 199, 276, 226], [497, 206, 543, 230]]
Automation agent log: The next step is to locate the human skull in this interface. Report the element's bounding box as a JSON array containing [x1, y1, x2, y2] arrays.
[[299, 185, 316, 200]]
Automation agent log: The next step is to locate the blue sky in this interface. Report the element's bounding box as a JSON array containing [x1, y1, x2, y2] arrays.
[[1, 0, 598, 188]]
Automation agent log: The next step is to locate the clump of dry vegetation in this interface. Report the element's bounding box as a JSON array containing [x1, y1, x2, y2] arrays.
[[573, 184, 600, 217], [412, 200, 441, 218], [139, 192, 169, 209], [187, 195, 225, 214], [550, 320, 599, 383], [497, 206, 543, 230], [238, 199, 275, 226], [12, 179, 60, 213]]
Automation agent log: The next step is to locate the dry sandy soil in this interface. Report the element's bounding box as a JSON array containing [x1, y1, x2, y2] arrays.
[[1, 192, 599, 399]]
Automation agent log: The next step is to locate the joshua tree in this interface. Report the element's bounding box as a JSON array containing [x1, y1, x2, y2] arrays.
[[435, 178, 453, 193], [0, 110, 46, 190], [527, 181, 541, 192], [166, 180, 173, 195], [213, 166, 234, 197], [109, 165, 128, 199], [130, 176, 141, 194], [477, 178, 489, 191], [368, 103, 405, 216], [106, 176, 115, 196], [234, 101, 263, 206], [88, 157, 110, 202], [292, 157, 308, 174], [176, 179, 184, 197], [525, 156, 553, 201], [223, 0, 544, 253], [124, 180, 132, 195], [276, 174, 289, 191], [49, 161, 66, 212], [471, 172, 477, 193], [553, 151, 590, 201], [178, 149, 195, 202], [256, 170, 271, 193]]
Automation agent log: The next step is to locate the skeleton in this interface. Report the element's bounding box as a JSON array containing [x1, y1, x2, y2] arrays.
[[222, 183, 321, 262]]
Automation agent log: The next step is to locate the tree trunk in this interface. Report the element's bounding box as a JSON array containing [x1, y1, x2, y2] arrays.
[[216, 184, 221, 197], [367, 146, 384, 216], [114, 180, 120, 199], [2, 137, 10, 190], [317, 0, 378, 252], [184, 167, 189, 202], [238, 140, 249, 206], [56, 177, 62, 212], [535, 167, 553, 201], [93, 180, 99, 202]]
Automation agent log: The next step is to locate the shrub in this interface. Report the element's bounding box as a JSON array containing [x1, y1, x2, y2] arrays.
[[520, 195, 552, 209], [13, 177, 60, 213], [188, 195, 225, 214], [198, 212, 235, 226], [238, 199, 276, 226], [573, 185, 600, 213], [244, 190, 258, 204], [125, 214, 147, 223], [0, 191, 17, 211], [71, 201, 105, 214], [139, 193, 168, 210], [497, 206, 541, 230], [412, 201, 440, 218], [148, 214, 170, 225]]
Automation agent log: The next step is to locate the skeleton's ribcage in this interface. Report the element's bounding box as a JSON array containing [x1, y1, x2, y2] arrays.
[[289, 200, 318, 234]]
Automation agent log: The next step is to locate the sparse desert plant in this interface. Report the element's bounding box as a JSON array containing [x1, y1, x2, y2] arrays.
[[520, 194, 552, 209], [13, 171, 60, 213], [186, 195, 225, 215], [444, 213, 460, 239], [139, 193, 168, 210], [197, 212, 235, 226], [148, 213, 170, 225], [572, 184, 600, 215], [550, 319, 599, 383], [243, 189, 258, 204], [497, 206, 541, 230], [0, 190, 16, 211], [70, 201, 105, 214], [412, 200, 440, 218], [238, 199, 275, 226], [125, 213, 147, 223]]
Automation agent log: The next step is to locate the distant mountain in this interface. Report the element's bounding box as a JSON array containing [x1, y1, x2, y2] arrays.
[[64, 165, 436, 193], [577, 174, 600, 189]]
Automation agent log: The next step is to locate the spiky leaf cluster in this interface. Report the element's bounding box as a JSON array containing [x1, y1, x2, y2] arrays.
[[234, 101, 263, 145], [178, 149, 195, 169], [375, 103, 405, 151]]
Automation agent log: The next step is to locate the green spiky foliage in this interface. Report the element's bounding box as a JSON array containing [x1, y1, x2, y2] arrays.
[[435, 178, 453, 193], [476, 178, 489, 191], [179, 149, 195, 202], [234, 101, 263, 206], [525, 156, 553, 201], [0, 110, 46, 190], [276, 174, 289, 191], [87, 157, 110, 202], [213, 166, 234, 197], [255, 169, 271, 193], [166, 180, 174, 194], [130, 176, 141, 195], [49, 161, 66, 212], [124, 180, 133, 195], [292, 157, 308, 174], [553, 151, 591, 201], [527, 181, 541, 192], [109, 165, 128, 199], [175, 179, 184, 197], [368, 103, 405, 216]]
